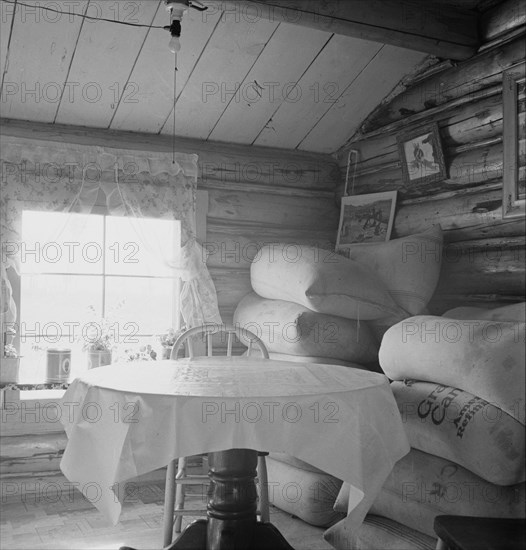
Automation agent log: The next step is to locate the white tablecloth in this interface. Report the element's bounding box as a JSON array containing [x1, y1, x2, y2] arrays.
[[59, 357, 409, 531]]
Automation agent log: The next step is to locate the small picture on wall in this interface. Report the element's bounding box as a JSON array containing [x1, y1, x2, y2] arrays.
[[336, 191, 397, 250], [397, 123, 447, 185]]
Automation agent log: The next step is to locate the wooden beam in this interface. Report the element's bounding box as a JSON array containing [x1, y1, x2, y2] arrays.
[[204, 0, 479, 60]]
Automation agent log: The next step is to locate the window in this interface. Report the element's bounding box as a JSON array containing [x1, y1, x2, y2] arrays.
[[17, 210, 181, 382]]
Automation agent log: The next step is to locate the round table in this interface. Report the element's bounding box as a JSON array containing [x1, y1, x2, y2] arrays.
[[60, 357, 409, 549]]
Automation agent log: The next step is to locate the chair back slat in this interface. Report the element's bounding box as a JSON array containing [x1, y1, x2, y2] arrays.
[[227, 332, 233, 357], [170, 324, 269, 360], [207, 333, 213, 357]]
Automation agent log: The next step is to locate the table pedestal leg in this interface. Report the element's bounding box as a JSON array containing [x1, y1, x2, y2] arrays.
[[166, 449, 295, 550]]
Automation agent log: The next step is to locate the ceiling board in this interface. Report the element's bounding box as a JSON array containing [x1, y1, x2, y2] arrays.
[[111, 5, 223, 133], [0, 0, 88, 122], [159, 15, 279, 139], [298, 45, 428, 152], [55, 0, 158, 128], [253, 34, 383, 150], [207, 22, 331, 144]]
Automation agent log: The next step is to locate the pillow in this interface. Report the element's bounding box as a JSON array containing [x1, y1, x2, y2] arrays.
[[347, 225, 443, 316], [234, 293, 378, 362], [379, 315, 526, 424], [392, 380, 525, 485], [250, 244, 403, 320], [444, 302, 525, 322]]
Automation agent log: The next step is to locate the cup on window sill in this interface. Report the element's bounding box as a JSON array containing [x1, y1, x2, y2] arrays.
[[87, 350, 112, 369], [46, 348, 71, 382]]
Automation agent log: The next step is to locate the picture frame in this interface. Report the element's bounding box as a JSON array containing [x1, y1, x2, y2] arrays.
[[397, 123, 447, 185], [336, 191, 397, 251], [502, 61, 525, 219]]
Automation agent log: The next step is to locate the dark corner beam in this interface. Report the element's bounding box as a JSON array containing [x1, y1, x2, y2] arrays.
[[204, 0, 480, 60]]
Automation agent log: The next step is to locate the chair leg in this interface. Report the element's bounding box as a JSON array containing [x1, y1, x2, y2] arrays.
[[163, 459, 177, 547], [257, 454, 270, 523], [174, 456, 187, 534], [435, 538, 448, 550]]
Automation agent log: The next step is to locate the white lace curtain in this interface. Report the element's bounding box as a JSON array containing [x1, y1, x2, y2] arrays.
[[0, 137, 222, 332]]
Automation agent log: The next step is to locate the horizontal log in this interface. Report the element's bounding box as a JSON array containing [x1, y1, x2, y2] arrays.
[[336, 139, 525, 199], [207, 219, 335, 243], [209, 268, 252, 310], [207, 190, 338, 231], [428, 294, 525, 315], [480, 0, 526, 42], [338, 93, 519, 173], [200, 178, 334, 199], [0, 119, 339, 191], [393, 183, 526, 242], [0, 433, 67, 475], [361, 36, 525, 133], [205, 233, 334, 270], [437, 238, 526, 295], [0, 402, 66, 436]]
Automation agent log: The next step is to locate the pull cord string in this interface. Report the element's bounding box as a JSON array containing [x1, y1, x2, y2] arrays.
[[173, 53, 178, 164]]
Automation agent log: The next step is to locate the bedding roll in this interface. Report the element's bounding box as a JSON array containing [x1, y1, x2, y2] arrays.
[[324, 514, 436, 550], [234, 293, 378, 362], [379, 316, 526, 424], [443, 302, 526, 323], [365, 449, 525, 538], [266, 456, 344, 527], [250, 244, 403, 320], [348, 225, 443, 316], [392, 380, 525, 485]]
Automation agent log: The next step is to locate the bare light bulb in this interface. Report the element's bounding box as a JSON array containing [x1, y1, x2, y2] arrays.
[[169, 35, 181, 53]]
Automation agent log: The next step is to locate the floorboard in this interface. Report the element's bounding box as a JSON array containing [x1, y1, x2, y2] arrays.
[[1, 481, 333, 550]]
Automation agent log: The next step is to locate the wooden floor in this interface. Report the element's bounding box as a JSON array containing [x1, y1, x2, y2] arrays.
[[1, 480, 333, 550]]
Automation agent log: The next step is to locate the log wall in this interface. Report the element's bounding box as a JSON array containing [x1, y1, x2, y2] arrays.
[[335, 4, 525, 313]]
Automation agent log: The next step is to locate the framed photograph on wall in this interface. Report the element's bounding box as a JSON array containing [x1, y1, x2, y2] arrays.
[[397, 123, 447, 185], [336, 191, 397, 251], [502, 61, 525, 219]]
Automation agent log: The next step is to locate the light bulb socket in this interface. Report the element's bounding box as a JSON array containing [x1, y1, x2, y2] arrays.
[[169, 19, 181, 38]]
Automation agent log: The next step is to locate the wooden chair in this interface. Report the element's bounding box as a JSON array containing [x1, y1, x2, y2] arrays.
[[162, 323, 271, 547], [434, 516, 526, 550]]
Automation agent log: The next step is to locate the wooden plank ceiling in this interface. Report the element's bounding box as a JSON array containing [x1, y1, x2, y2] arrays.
[[0, 0, 478, 153]]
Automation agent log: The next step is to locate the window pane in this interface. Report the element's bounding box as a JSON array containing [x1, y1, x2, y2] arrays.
[[21, 274, 103, 339], [105, 276, 175, 336], [21, 211, 104, 274], [105, 216, 180, 277]]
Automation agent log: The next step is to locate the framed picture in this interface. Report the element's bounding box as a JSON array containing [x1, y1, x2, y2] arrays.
[[502, 61, 525, 219], [397, 123, 447, 185], [336, 191, 397, 251]]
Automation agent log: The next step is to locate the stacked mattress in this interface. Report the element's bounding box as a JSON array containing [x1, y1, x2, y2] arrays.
[[325, 303, 526, 549], [232, 227, 445, 531]]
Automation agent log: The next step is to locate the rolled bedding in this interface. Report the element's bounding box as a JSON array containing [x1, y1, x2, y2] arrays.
[[379, 316, 525, 424], [392, 379, 525, 485], [250, 244, 404, 320], [334, 449, 525, 538], [234, 292, 378, 363]]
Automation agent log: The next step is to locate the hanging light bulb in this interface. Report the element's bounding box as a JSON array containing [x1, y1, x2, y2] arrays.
[[164, 1, 208, 53], [169, 35, 181, 53], [164, 0, 186, 54]]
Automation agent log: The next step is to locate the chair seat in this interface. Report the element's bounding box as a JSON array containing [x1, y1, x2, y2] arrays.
[[434, 516, 526, 550]]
